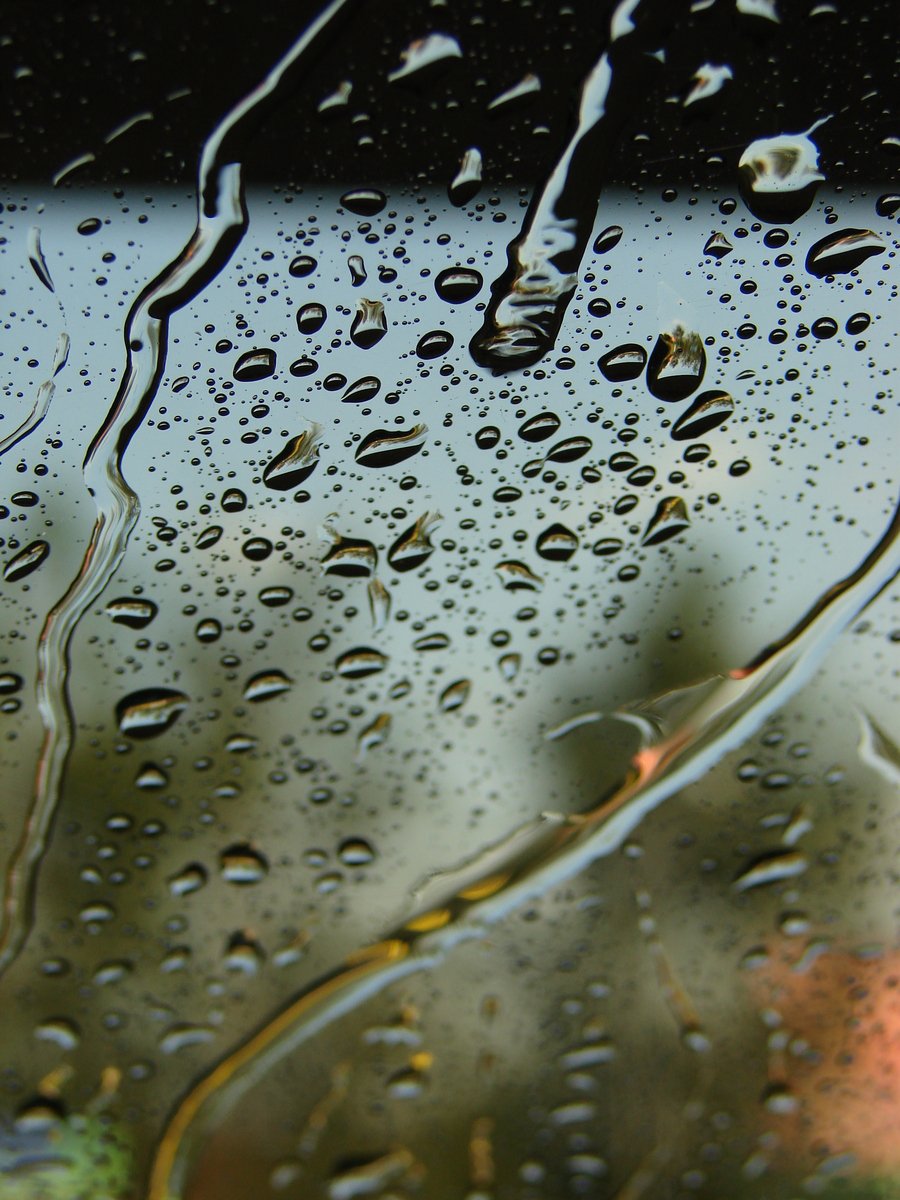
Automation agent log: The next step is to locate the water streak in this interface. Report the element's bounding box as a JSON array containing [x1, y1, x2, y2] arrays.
[[469, 0, 682, 370], [0, 0, 360, 980], [149, 497, 900, 1198], [0, 333, 69, 460]]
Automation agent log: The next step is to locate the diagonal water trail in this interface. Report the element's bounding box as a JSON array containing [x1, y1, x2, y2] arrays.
[[0, 333, 69, 460], [469, 0, 683, 371], [0, 0, 360, 981], [149, 494, 900, 1200]]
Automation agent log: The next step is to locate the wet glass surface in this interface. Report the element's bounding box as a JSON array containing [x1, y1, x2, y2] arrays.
[[0, 2, 898, 1197]]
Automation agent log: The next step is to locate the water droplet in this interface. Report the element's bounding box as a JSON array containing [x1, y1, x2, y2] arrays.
[[290, 356, 318, 377], [136, 762, 168, 789], [434, 266, 483, 304], [220, 843, 269, 885], [438, 678, 471, 712], [609, 451, 638, 473], [368, 578, 391, 631], [221, 488, 247, 513], [487, 71, 541, 111], [592, 537, 623, 556], [416, 329, 454, 359], [357, 712, 391, 759], [413, 632, 450, 652], [641, 497, 690, 546], [224, 931, 265, 975], [598, 343, 647, 382], [263, 426, 322, 491], [320, 520, 378, 576], [296, 302, 327, 334], [647, 325, 706, 401], [105, 596, 158, 628], [684, 62, 733, 106], [342, 376, 381, 405], [259, 585, 293, 607], [116, 688, 188, 738], [388, 33, 462, 83], [475, 425, 500, 449], [233, 347, 276, 382], [592, 225, 623, 255], [243, 536, 272, 561], [318, 80, 352, 113], [733, 848, 807, 891], [4, 540, 50, 582], [448, 147, 483, 206], [587, 297, 611, 318], [498, 652, 521, 681], [761, 1083, 799, 1114], [168, 863, 208, 896], [738, 123, 827, 221], [195, 525, 223, 549], [875, 192, 900, 217], [670, 389, 734, 440], [729, 458, 751, 477], [536, 523, 579, 562], [495, 560, 543, 592], [243, 670, 293, 702], [810, 316, 838, 339], [546, 435, 591, 463], [845, 311, 871, 335], [703, 231, 733, 259], [34, 1017, 80, 1051], [348, 255, 367, 287], [338, 837, 376, 866], [805, 228, 885, 277], [387, 511, 441, 572], [350, 297, 387, 348], [0, 672, 23, 695], [355, 424, 427, 468], [160, 1024, 216, 1055], [289, 254, 316, 277], [335, 647, 389, 679], [340, 187, 386, 216], [518, 412, 561, 442]]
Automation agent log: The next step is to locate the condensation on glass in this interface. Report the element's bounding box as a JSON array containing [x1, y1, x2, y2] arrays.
[[0, 1, 897, 1198]]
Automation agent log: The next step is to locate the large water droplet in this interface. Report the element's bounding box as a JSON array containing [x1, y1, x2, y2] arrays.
[[195, 525, 223, 549], [495, 560, 544, 592], [350, 298, 387, 348], [105, 596, 158, 629], [546, 436, 591, 463], [116, 688, 188, 738], [320, 521, 378, 577], [387, 512, 441, 572], [738, 123, 827, 221], [243, 670, 293, 702], [592, 225, 623, 255], [296, 302, 327, 334], [641, 497, 691, 546], [434, 266, 483, 303], [438, 678, 471, 712], [416, 329, 454, 359], [598, 343, 647, 382], [805, 228, 886, 277], [335, 648, 389, 679], [233, 347, 276, 382], [220, 843, 269, 885], [536, 523, 579, 562], [340, 188, 386, 216], [355, 425, 427, 468], [448, 147, 483, 206], [518, 412, 561, 443], [262, 426, 321, 490], [647, 326, 706, 401], [4, 540, 50, 582], [342, 376, 381, 404], [670, 389, 734, 440]]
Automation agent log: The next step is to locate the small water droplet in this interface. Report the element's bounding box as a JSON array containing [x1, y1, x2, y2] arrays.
[[350, 298, 387, 348], [195, 525, 223, 549], [220, 843, 269, 885], [536, 523, 579, 562], [4, 540, 50, 582], [340, 187, 386, 216], [387, 511, 441, 572], [438, 678, 471, 712], [289, 254, 317, 277], [703, 231, 733, 259], [416, 329, 454, 359], [168, 863, 208, 896], [221, 488, 247, 513], [449, 147, 483, 206], [495, 560, 543, 592], [435, 266, 483, 303], [592, 225, 623, 255], [598, 343, 647, 382], [348, 255, 367, 286], [296, 302, 327, 334], [338, 837, 376, 866], [335, 647, 389, 679], [243, 670, 293, 702], [647, 325, 706, 401]]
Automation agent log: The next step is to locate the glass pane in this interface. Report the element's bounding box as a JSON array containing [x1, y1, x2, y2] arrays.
[[0, 2, 897, 1197]]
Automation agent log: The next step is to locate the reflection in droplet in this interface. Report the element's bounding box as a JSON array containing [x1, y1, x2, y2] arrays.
[[296, 302, 327, 334], [350, 298, 387, 348], [342, 376, 381, 404], [116, 688, 188, 738], [335, 648, 389, 679], [348, 255, 367, 287], [439, 678, 471, 712], [4, 540, 50, 582], [340, 187, 386, 216], [243, 670, 293, 702], [233, 347, 276, 382], [435, 267, 483, 304], [592, 225, 623, 255], [105, 596, 158, 628], [263, 426, 322, 490], [641, 497, 691, 546], [416, 329, 454, 359], [195, 525, 223, 549], [220, 844, 269, 885], [646, 325, 706, 401], [598, 343, 647, 382], [536, 523, 579, 562], [495, 560, 544, 592], [546, 436, 591, 463], [518, 412, 561, 443], [449, 147, 483, 206], [387, 512, 441, 572], [670, 389, 734, 441], [355, 425, 427, 468], [805, 228, 885, 277]]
